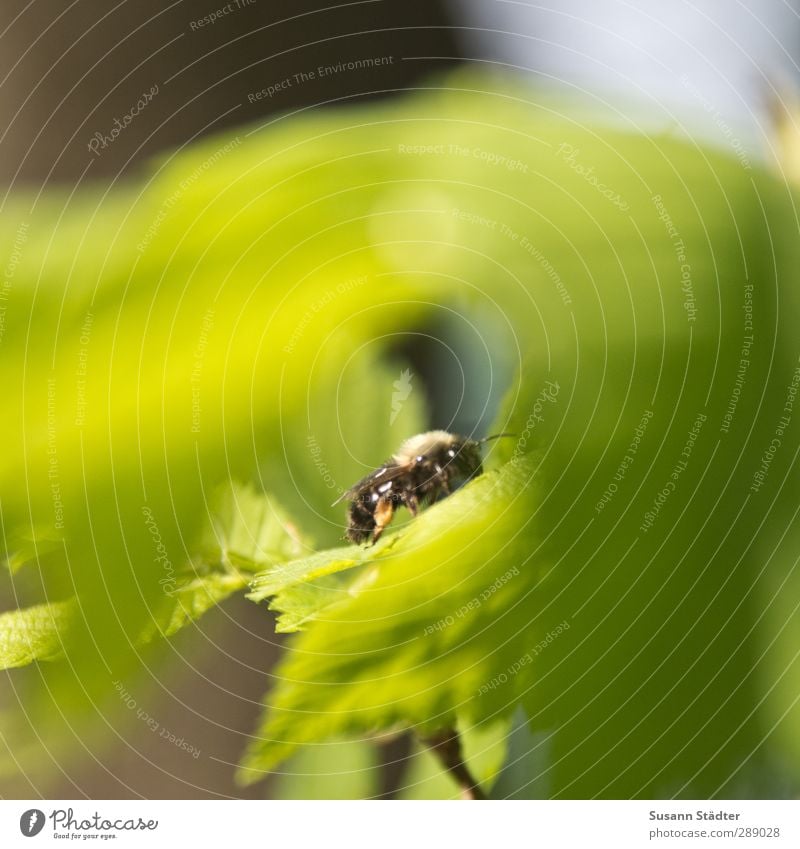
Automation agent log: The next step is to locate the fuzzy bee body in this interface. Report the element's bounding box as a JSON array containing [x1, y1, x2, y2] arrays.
[[337, 430, 487, 545]]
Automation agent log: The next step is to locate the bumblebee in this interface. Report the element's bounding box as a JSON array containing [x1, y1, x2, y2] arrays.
[[335, 430, 512, 544]]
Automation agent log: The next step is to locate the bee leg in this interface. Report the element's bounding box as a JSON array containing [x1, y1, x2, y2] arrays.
[[404, 490, 420, 516], [370, 496, 395, 544], [426, 477, 449, 506], [434, 463, 451, 497]]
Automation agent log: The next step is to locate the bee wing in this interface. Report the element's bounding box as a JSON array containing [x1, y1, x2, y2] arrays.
[[331, 462, 409, 506]]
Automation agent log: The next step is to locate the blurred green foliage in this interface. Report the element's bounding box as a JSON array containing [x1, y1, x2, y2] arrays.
[[1, 70, 799, 798]]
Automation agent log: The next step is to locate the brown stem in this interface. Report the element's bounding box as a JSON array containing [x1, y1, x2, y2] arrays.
[[420, 727, 486, 800]]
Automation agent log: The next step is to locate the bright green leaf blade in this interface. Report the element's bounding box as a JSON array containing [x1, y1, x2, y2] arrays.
[[266, 574, 356, 634], [0, 572, 246, 671], [2, 532, 62, 577], [0, 600, 74, 669], [199, 482, 312, 571], [248, 545, 364, 600], [248, 535, 400, 600], [142, 573, 247, 640], [248, 533, 399, 633], [264, 561, 389, 634], [2, 486, 309, 666], [237, 456, 543, 782]]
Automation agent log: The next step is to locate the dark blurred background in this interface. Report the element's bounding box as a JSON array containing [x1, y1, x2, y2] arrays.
[[0, 0, 462, 186]]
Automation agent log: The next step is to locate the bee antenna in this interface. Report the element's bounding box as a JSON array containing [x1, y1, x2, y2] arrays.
[[478, 432, 517, 444]]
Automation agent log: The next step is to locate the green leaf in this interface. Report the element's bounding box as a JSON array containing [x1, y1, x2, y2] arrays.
[[247, 544, 365, 600], [142, 572, 247, 640], [1, 486, 309, 667], [265, 573, 362, 635], [0, 600, 75, 668], [2, 530, 63, 576], [247, 525, 405, 633], [237, 456, 545, 783], [248, 535, 401, 633], [155, 483, 319, 638], [199, 482, 312, 571], [0, 572, 247, 671]]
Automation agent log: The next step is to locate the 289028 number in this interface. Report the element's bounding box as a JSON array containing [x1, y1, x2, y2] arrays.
[[735, 827, 780, 838]]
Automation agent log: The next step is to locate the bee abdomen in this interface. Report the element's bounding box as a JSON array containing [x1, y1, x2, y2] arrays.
[[346, 498, 377, 544]]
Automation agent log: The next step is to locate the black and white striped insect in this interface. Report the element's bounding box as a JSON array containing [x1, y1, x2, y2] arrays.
[[335, 431, 513, 544]]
